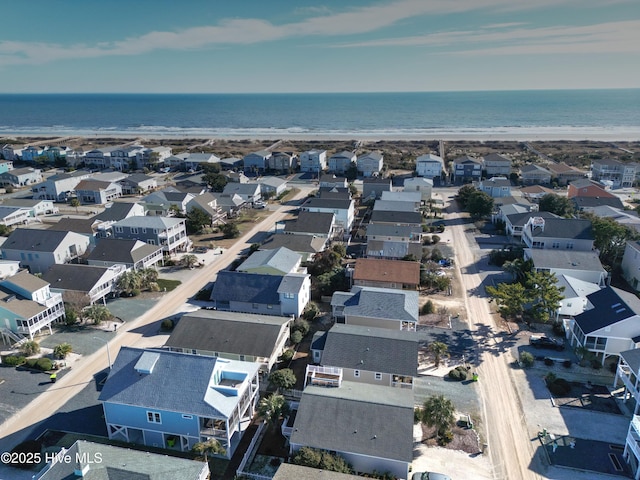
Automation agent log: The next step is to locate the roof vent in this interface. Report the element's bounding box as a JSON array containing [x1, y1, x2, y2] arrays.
[[616, 308, 626, 313], [611, 303, 622, 309], [135, 351, 160, 374]]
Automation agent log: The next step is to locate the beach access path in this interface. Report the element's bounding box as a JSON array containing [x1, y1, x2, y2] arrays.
[[0, 187, 312, 459]]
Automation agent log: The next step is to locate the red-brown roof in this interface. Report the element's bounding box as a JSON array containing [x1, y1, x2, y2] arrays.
[[353, 258, 420, 285]]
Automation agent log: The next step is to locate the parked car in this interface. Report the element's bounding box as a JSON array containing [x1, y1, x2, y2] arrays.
[[529, 335, 564, 351], [193, 246, 209, 254], [253, 201, 266, 209], [412, 473, 452, 480]]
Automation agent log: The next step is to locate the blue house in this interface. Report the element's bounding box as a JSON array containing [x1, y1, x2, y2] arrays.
[[98, 347, 260, 459]]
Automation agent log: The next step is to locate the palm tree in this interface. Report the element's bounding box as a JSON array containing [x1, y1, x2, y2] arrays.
[[140, 268, 159, 289], [420, 394, 456, 440], [83, 304, 112, 325], [192, 438, 225, 461], [428, 341, 450, 368], [70, 198, 80, 213], [117, 270, 141, 295], [181, 254, 199, 269], [257, 394, 290, 437]]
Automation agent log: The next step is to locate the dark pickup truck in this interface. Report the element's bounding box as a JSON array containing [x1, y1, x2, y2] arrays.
[[529, 335, 565, 351]]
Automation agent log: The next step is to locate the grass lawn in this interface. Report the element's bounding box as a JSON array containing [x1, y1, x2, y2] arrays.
[[157, 278, 181, 291]]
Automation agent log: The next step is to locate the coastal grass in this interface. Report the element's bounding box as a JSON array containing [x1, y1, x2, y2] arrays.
[[157, 279, 181, 291]]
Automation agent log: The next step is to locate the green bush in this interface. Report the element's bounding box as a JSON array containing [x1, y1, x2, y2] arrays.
[[2, 355, 25, 366], [290, 330, 303, 345], [161, 319, 174, 331], [36, 358, 53, 371], [437, 429, 454, 446], [447, 366, 468, 381], [421, 300, 435, 315], [25, 358, 38, 368], [291, 318, 310, 336], [591, 358, 602, 370], [519, 351, 535, 368], [280, 349, 295, 363], [547, 377, 571, 396], [431, 235, 441, 244], [53, 343, 72, 359], [21, 340, 40, 356], [544, 357, 554, 366]]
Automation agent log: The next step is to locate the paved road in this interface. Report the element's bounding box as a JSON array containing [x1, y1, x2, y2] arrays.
[[0, 188, 311, 457]]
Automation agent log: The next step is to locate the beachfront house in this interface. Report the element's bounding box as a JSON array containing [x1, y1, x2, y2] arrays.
[[591, 159, 638, 188], [482, 153, 512, 177], [268, 151, 297, 172], [452, 156, 482, 183], [357, 152, 384, 177], [299, 150, 327, 173], [415, 153, 444, 179], [328, 151, 357, 174], [99, 347, 260, 459], [165, 310, 292, 374], [331, 286, 419, 331], [547, 162, 586, 185], [243, 150, 272, 174], [520, 164, 552, 185], [0, 270, 65, 340]]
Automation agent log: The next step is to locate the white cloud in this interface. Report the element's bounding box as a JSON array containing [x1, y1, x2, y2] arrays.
[[0, 0, 631, 66]]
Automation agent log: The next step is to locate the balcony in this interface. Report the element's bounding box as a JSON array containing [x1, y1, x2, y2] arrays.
[[306, 365, 342, 387], [627, 416, 640, 460], [42, 292, 63, 309], [200, 418, 227, 439], [617, 364, 640, 400]]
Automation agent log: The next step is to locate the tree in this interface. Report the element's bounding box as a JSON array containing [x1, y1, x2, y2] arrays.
[[486, 281, 528, 321], [69, 198, 80, 213], [466, 190, 494, 218], [539, 193, 574, 217], [220, 222, 240, 239], [185, 207, 212, 234], [181, 253, 199, 269], [192, 438, 225, 461], [139, 268, 159, 289], [502, 257, 533, 282], [0, 224, 11, 236], [308, 248, 343, 276], [203, 172, 228, 192], [269, 368, 297, 391], [524, 270, 565, 323], [456, 184, 477, 208], [257, 394, 290, 435], [428, 341, 450, 368], [419, 395, 456, 440], [117, 270, 142, 295], [83, 304, 112, 325], [53, 343, 73, 359], [584, 213, 640, 267]]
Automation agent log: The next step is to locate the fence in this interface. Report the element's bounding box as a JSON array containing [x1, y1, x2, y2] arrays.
[[236, 421, 268, 478]]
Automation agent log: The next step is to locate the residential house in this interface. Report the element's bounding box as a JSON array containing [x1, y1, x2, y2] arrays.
[[289, 382, 414, 479], [87, 238, 164, 271], [243, 150, 272, 174], [136, 145, 173, 170], [299, 150, 327, 173], [621, 241, 640, 291], [477, 177, 512, 198], [567, 179, 624, 211], [108, 145, 145, 171], [520, 164, 552, 185], [174, 173, 208, 195], [307, 324, 418, 389], [521, 216, 594, 251], [373, 200, 417, 213], [74, 179, 122, 204], [1, 145, 19, 161], [225, 171, 249, 183], [482, 153, 512, 177], [299, 196, 355, 231], [0, 260, 21, 280], [187, 193, 226, 225], [555, 274, 601, 320], [141, 188, 195, 215], [182, 153, 221, 172], [48, 217, 98, 250], [43, 263, 127, 305], [98, 347, 260, 459], [31, 170, 94, 202], [91, 201, 146, 235], [452, 156, 482, 183], [119, 173, 157, 194], [0, 206, 31, 227], [365, 223, 423, 260], [319, 174, 348, 189], [1, 198, 58, 217], [504, 211, 559, 238], [210, 270, 311, 317], [569, 286, 640, 364], [415, 153, 444, 179], [268, 151, 297, 172], [258, 176, 287, 197], [84, 147, 114, 169], [0, 270, 65, 339], [0, 229, 90, 274], [585, 206, 640, 232], [210, 193, 245, 218], [380, 190, 422, 209], [613, 350, 640, 478], [524, 248, 608, 287], [591, 159, 638, 188], [547, 162, 586, 185], [403, 177, 433, 201], [519, 185, 555, 204], [104, 216, 190, 254], [328, 151, 357, 174], [369, 210, 422, 227], [318, 186, 351, 201], [331, 286, 419, 331], [357, 152, 384, 178], [282, 211, 336, 239], [362, 177, 392, 200], [0, 160, 13, 174], [36, 439, 209, 480], [352, 258, 420, 290], [219, 157, 243, 170], [273, 464, 362, 480], [222, 183, 261, 204], [260, 233, 327, 263], [19, 146, 43, 162], [165, 310, 292, 373], [492, 203, 535, 227], [42, 146, 72, 164], [0, 167, 42, 187], [237, 247, 304, 276]]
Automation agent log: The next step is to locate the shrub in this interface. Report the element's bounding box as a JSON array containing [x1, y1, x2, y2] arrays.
[[544, 357, 554, 366], [552, 322, 565, 336], [21, 340, 41, 356], [421, 300, 435, 315], [448, 366, 468, 381], [548, 378, 571, 396], [161, 319, 174, 331], [280, 349, 295, 363], [36, 358, 53, 371], [431, 235, 441, 244], [290, 330, 303, 345], [563, 359, 572, 369], [53, 343, 72, 359], [437, 429, 454, 446], [25, 358, 38, 368], [131, 288, 141, 297], [519, 351, 534, 368], [2, 355, 25, 366], [591, 358, 602, 370], [302, 302, 320, 322]]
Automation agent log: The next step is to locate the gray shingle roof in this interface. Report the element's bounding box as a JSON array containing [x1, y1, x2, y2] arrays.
[[0, 288, 47, 318], [48, 217, 96, 234], [93, 202, 141, 221], [575, 287, 640, 334], [260, 233, 326, 254], [365, 223, 422, 238], [525, 249, 605, 272], [2, 228, 74, 252], [331, 286, 419, 323], [42, 264, 112, 292], [238, 247, 301, 275], [284, 211, 334, 235], [572, 196, 624, 210], [529, 217, 593, 240], [506, 211, 559, 227], [321, 324, 418, 376], [87, 238, 162, 265], [277, 274, 309, 295], [165, 310, 290, 357], [370, 210, 422, 225], [99, 347, 259, 418], [302, 197, 352, 209], [1, 269, 48, 293], [290, 382, 414, 463], [112, 216, 184, 229], [211, 270, 282, 304], [620, 349, 640, 376]]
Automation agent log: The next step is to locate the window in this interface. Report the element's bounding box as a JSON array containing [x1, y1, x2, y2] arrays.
[[147, 240, 155, 245], [240, 355, 245, 361], [115, 226, 123, 233], [375, 372, 382, 381], [142, 228, 147, 233], [354, 370, 360, 378], [182, 414, 193, 419], [283, 292, 294, 299], [147, 411, 161, 424], [566, 242, 574, 250], [131, 227, 139, 234], [252, 303, 258, 309]]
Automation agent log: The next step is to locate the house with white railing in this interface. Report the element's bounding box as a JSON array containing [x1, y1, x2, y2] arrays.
[[0, 270, 64, 339], [613, 349, 640, 479], [42, 264, 127, 305]]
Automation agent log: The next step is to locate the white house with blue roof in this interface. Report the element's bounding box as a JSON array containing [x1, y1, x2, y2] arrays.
[[98, 347, 260, 459]]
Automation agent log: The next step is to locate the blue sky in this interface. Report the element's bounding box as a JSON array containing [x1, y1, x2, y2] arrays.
[[1, 0, 638, 93]]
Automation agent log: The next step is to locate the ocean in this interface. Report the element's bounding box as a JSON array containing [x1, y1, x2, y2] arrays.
[[0, 90, 639, 140]]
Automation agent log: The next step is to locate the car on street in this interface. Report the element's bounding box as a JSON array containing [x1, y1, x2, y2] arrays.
[[529, 335, 564, 351]]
